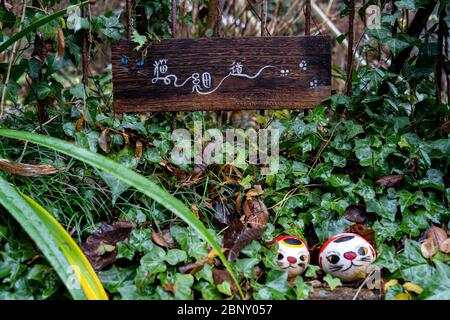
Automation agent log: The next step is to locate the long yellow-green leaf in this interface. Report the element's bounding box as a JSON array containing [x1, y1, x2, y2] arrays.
[[0, 176, 108, 300], [0, 1, 91, 53], [0, 129, 244, 298], [21, 192, 108, 300]]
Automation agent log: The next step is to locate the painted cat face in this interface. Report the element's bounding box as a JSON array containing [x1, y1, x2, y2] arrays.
[[119, 55, 146, 75], [319, 233, 376, 282], [275, 236, 310, 277]]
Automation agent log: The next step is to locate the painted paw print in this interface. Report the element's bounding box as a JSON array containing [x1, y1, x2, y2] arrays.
[[299, 60, 308, 71], [280, 69, 290, 77], [309, 79, 318, 88]]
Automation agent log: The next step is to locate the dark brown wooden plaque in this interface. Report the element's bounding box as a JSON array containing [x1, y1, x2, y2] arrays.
[[112, 36, 331, 113]]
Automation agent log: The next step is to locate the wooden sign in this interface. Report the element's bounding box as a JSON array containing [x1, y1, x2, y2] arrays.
[[112, 36, 331, 113]]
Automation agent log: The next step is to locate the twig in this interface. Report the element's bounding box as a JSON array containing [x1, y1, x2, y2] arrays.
[[0, 0, 27, 119], [171, 0, 177, 38], [171, 0, 178, 131], [345, 0, 355, 96], [435, 6, 445, 105], [261, 0, 268, 37], [352, 269, 376, 300], [126, 0, 132, 40], [305, 0, 311, 35]]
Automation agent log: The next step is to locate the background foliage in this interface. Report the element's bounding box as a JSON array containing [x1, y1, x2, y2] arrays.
[[0, 0, 449, 300]]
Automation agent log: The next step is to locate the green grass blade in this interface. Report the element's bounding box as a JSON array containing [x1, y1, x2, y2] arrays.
[[0, 129, 244, 298], [0, 1, 90, 53], [0, 176, 108, 300]]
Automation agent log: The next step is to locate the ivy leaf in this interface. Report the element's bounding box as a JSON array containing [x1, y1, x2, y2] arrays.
[[373, 219, 403, 245], [366, 197, 398, 222], [174, 274, 194, 299], [397, 190, 423, 212], [235, 258, 259, 278], [37, 83, 51, 100], [415, 169, 445, 192], [373, 244, 400, 273], [165, 249, 187, 266], [385, 284, 404, 300], [353, 179, 376, 201], [305, 265, 320, 278], [385, 38, 411, 56], [294, 276, 313, 299], [195, 264, 214, 284], [264, 270, 290, 296], [344, 120, 364, 139], [131, 30, 147, 51], [420, 261, 450, 300], [217, 281, 232, 296], [323, 274, 342, 290], [395, 0, 416, 10]]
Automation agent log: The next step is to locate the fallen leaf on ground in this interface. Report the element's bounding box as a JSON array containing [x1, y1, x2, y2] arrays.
[[345, 224, 375, 246], [384, 279, 398, 291], [213, 201, 236, 226], [163, 282, 175, 293], [82, 221, 133, 270], [98, 128, 110, 154], [135, 139, 143, 161], [421, 225, 448, 258], [0, 159, 61, 177], [421, 238, 437, 258], [403, 282, 423, 294], [177, 163, 206, 186], [224, 218, 264, 261], [152, 229, 175, 248], [246, 185, 264, 199], [179, 257, 209, 274], [440, 238, 450, 253], [375, 175, 404, 188], [426, 226, 447, 246], [242, 198, 269, 229], [393, 293, 411, 300], [344, 205, 367, 223]]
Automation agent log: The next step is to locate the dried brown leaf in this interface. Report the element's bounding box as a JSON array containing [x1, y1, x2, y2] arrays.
[[0, 159, 60, 177], [345, 224, 375, 246], [421, 238, 437, 258], [179, 257, 209, 274], [246, 186, 264, 199], [375, 175, 404, 188], [75, 116, 85, 132], [122, 133, 130, 147], [227, 227, 264, 261], [213, 201, 236, 226], [190, 204, 200, 218], [223, 218, 245, 250], [98, 128, 110, 154], [56, 28, 65, 58], [152, 229, 175, 249], [135, 139, 143, 161], [82, 221, 133, 270], [163, 282, 175, 293], [344, 205, 367, 223], [152, 230, 168, 248], [242, 199, 268, 229], [439, 239, 450, 254], [426, 226, 448, 246]]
